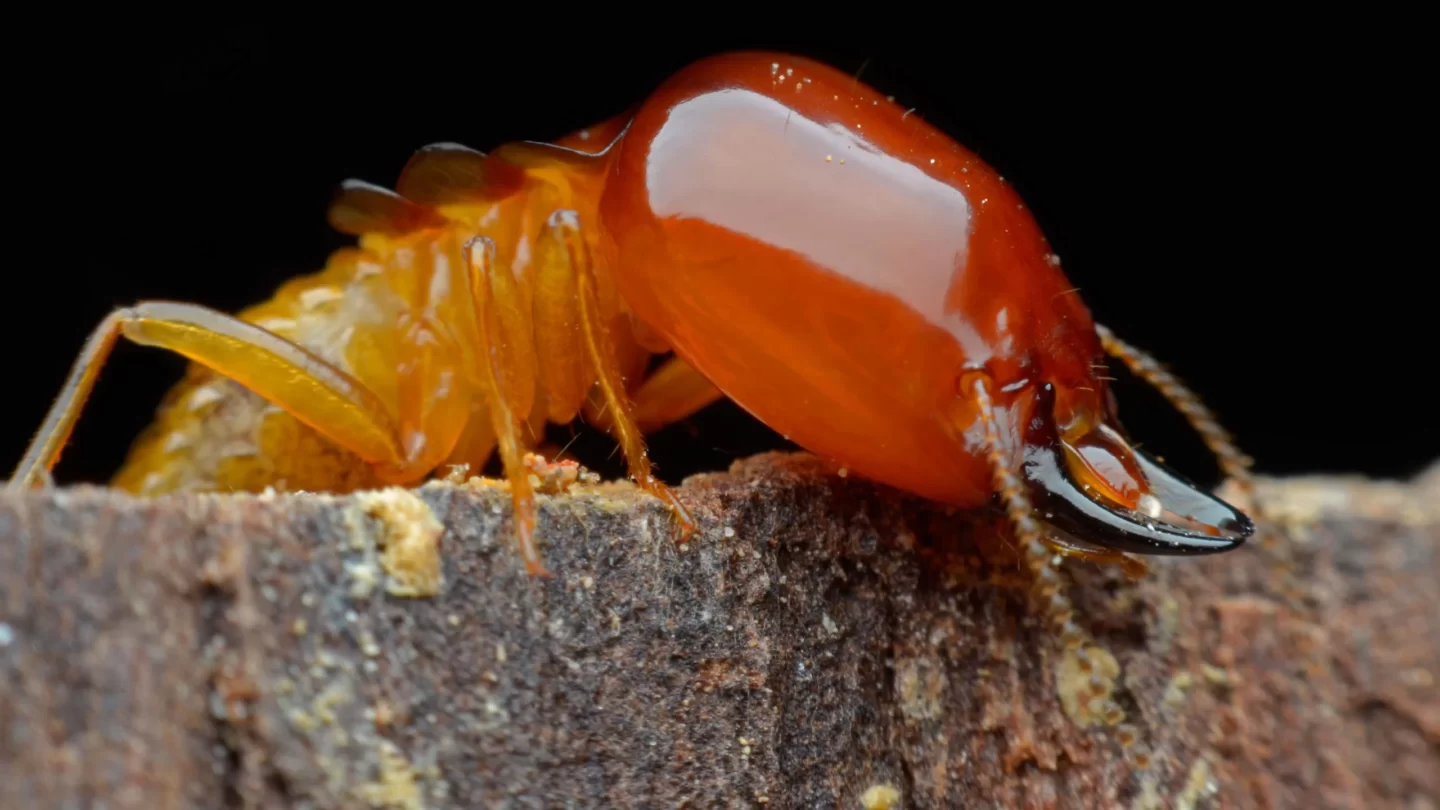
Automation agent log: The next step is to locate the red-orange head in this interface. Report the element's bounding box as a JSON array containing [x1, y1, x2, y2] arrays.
[[581, 51, 1252, 556]]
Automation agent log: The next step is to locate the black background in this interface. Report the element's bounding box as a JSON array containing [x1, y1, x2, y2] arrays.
[[6, 25, 1435, 492]]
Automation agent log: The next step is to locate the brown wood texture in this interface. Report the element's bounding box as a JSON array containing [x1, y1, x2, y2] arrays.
[[2, 452, 1437, 809]]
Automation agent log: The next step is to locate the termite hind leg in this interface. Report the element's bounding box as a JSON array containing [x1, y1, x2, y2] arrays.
[[549, 209, 697, 541], [465, 237, 551, 577], [9, 308, 127, 490], [9, 301, 412, 492]]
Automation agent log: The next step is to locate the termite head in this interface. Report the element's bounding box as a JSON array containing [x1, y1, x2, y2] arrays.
[[1023, 381, 1253, 555]]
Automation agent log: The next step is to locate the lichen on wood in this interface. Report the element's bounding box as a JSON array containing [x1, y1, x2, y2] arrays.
[[1, 452, 1437, 809]]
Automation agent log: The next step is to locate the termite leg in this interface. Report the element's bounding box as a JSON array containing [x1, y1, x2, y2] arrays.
[[7, 302, 424, 492], [530, 206, 595, 427], [962, 372, 1089, 646], [587, 354, 726, 436], [465, 237, 551, 577], [965, 372, 1129, 735], [1092, 323, 1265, 524], [549, 210, 697, 542]]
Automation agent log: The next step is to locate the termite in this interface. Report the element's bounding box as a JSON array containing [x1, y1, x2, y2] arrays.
[[9, 51, 1255, 590]]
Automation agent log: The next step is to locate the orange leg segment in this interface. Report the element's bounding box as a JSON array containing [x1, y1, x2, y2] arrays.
[[586, 354, 725, 436], [7, 302, 418, 492], [556, 210, 696, 541], [465, 236, 550, 577], [530, 207, 596, 426], [465, 210, 697, 577]]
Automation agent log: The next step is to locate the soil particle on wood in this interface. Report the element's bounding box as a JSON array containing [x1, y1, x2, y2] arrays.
[[2, 452, 1437, 809]]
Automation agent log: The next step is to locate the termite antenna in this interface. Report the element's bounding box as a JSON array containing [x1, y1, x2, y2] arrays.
[[1091, 323, 1272, 540], [1091, 324, 1251, 482]]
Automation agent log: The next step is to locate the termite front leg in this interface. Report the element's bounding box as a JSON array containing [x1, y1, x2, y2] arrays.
[[586, 354, 725, 436], [7, 302, 437, 492], [960, 372, 1091, 647], [964, 373, 1137, 749], [542, 210, 696, 541]]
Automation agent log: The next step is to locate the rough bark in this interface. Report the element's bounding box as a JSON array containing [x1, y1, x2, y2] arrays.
[[1, 452, 1436, 809]]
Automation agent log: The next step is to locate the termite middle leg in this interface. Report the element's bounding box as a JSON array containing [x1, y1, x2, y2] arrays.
[[7, 301, 436, 491], [544, 210, 696, 541]]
